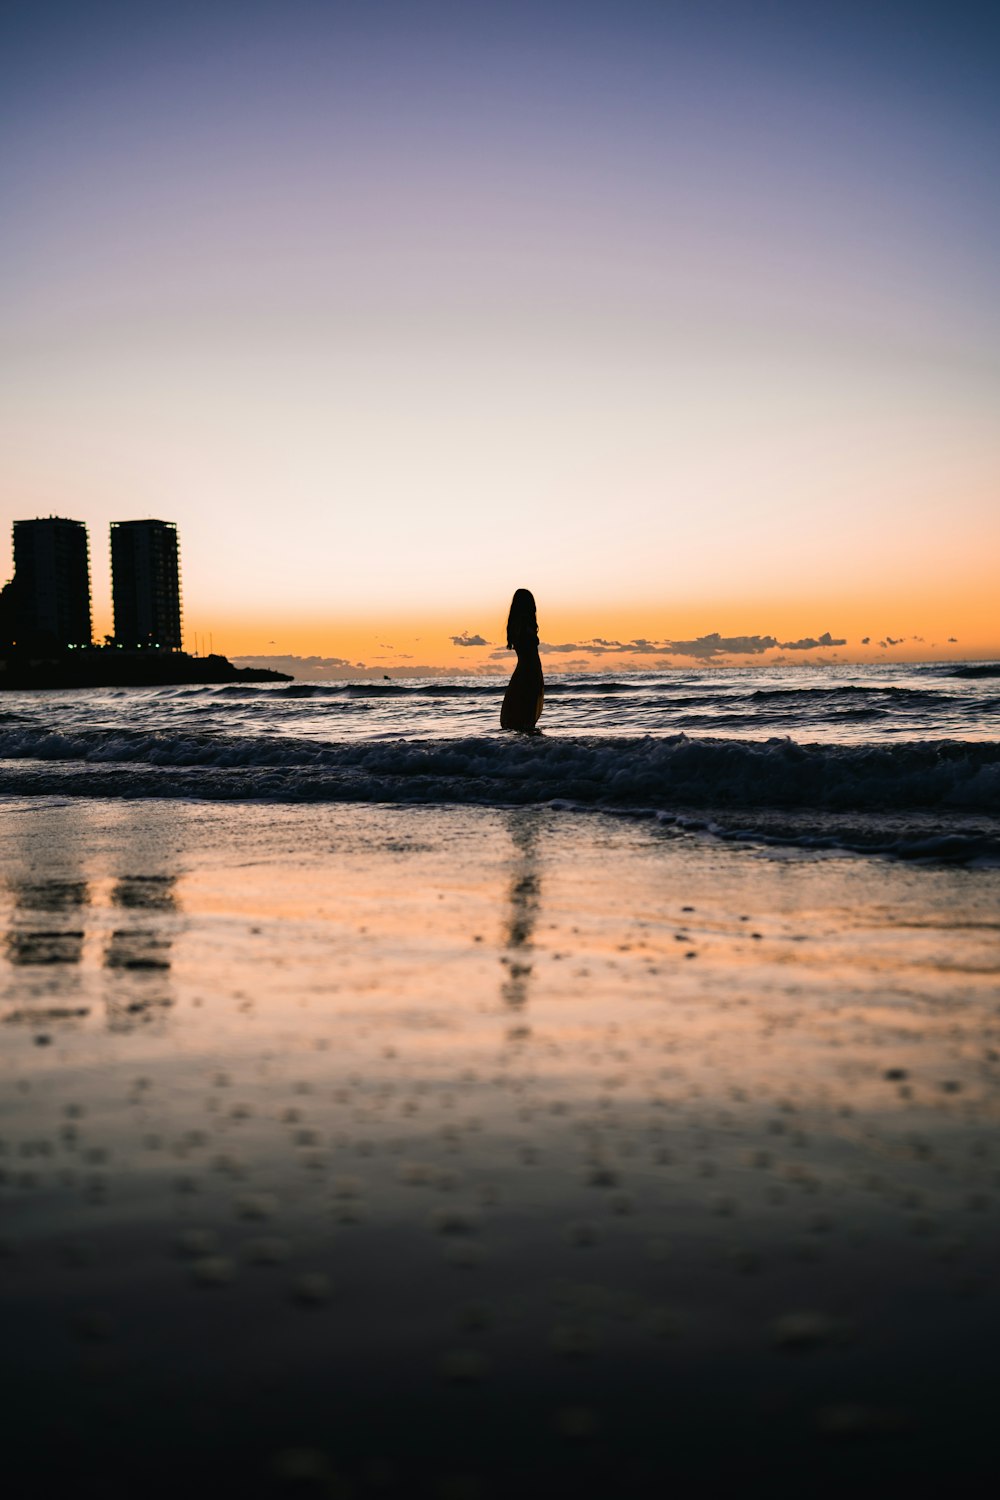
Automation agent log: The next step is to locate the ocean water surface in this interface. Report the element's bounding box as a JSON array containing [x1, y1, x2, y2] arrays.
[[1, 662, 998, 863]]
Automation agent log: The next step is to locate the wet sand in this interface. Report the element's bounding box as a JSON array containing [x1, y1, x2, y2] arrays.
[[2, 798, 999, 1497]]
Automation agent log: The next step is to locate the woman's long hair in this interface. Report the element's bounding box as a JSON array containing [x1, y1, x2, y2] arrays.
[[506, 588, 538, 650]]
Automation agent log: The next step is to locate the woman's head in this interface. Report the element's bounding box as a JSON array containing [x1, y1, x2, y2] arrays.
[[506, 588, 538, 649]]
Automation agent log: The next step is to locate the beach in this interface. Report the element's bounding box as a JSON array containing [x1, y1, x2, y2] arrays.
[[3, 785, 999, 1496], [7, 0, 1000, 1487]]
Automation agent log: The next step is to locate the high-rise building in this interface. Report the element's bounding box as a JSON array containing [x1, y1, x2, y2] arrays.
[[110, 520, 183, 651], [11, 517, 93, 649], [0, 578, 18, 648]]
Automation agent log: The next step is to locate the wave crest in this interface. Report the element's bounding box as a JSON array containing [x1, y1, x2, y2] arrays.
[[1, 728, 998, 814]]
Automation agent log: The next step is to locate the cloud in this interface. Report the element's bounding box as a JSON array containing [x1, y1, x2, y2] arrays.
[[450, 632, 489, 647], [496, 630, 851, 663], [655, 632, 845, 659], [667, 633, 780, 659], [625, 638, 669, 655], [948, 636, 957, 643], [781, 632, 847, 650], [537, 637, 664, 657], [861, 637, 871, 645], [879, 636, 905, 647], [231, 653, 363, 680]]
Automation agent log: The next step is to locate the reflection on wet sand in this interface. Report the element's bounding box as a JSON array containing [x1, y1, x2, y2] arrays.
[[111, 874, 179, 912], [104, 874, 179, 1024], [4, 878, 89, 967], [5, 927, 86, 967], [500, 811, 541, 1009], [7, 878, 90, 914], [106, 876, 178, 968], [104, 930, 173, 970], [1, 809, 183, 1029]]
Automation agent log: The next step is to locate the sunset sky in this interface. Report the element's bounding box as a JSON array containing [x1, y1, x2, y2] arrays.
[[2, 0, 998, 669]]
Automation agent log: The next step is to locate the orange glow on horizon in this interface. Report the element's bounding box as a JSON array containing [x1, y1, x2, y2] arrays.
[[118, 591, 998, 673]]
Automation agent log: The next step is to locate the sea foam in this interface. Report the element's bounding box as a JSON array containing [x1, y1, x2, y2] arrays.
[[1, 728, 998, 814]]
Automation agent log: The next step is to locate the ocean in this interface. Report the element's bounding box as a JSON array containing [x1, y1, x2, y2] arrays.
[[2, 660, 999, 1496], [2, 660, 998, 862]]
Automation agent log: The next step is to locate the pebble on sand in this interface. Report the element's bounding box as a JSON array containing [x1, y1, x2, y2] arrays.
[[585, 1163, 619, 1188], [234, 1192, 278, 1220], [398, 1161, 439, 1185], [191, 1256, 236, 1287], [333, 1198, 368, 1223], [243, 1236, 291, 1265], [173, 1228, 221, 1259], [429, 1207, 480, 1236], [290, 1272, 331, 1305]]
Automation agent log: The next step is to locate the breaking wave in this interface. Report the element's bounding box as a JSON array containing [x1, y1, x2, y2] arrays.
[[3, 729, 998, 864], [951, 664, 1000, 679], [1, 727, 997, 812]]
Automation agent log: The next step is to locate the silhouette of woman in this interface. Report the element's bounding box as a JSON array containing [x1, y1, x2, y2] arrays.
[[500, 589, 544, 732]]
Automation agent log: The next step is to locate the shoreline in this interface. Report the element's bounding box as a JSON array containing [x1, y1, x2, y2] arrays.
[[2, 799, 998, 1494]]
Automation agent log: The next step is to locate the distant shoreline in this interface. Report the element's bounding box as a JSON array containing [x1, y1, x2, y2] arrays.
[[0, 649, 291, 690], [230, 656, 1000, 682]]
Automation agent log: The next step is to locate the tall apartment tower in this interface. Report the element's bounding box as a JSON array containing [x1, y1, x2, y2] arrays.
[[11, 517, 93, 649], [110, 520, 183, 651]]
